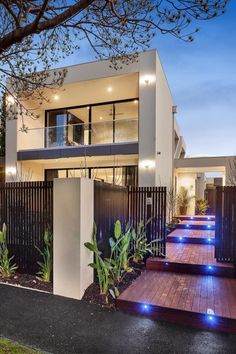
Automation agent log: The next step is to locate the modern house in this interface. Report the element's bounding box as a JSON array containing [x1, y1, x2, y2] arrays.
[[5, 50, 185, 187]]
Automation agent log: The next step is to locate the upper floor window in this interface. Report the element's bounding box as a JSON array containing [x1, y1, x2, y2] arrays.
[[45, 99, 138, 148]]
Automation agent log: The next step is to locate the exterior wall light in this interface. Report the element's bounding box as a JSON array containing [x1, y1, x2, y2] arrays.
[[141, 75, 155, 86], [140, 159, 155, 169], [6, 95, 15, 105], [6, 166, 17, 175]]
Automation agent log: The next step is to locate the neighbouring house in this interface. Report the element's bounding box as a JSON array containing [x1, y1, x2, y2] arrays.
[[5, 50, 185, 187], [174, 155, 236, 215]]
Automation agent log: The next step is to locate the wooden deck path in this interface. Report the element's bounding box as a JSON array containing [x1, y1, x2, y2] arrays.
[[167, 229, 215, 244], [117, 270, 236, 333], [117, 215, 236, 333]]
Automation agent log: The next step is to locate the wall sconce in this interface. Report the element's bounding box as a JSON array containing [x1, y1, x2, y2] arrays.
[[6, 95, 15, 105], [140, 159, 155, 169], [6, 166, 17, 175], [141, 75, 155, 86]]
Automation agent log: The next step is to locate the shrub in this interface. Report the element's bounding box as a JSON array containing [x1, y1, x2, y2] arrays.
[[0, 223, 18, 278]]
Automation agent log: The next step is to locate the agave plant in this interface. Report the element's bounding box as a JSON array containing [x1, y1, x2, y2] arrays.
[[0, 223, 18, 278], [35, 229, 52, 283]]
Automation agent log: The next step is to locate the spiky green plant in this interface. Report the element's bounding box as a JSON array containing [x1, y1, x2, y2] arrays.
[[0, 223, 18, 278], [85, 224, 110, 295], [35, 229, 52, 283]]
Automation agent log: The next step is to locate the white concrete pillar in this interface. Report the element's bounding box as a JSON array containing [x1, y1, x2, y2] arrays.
[[53, 178, 94, 300], [138, 51, 157, 187]]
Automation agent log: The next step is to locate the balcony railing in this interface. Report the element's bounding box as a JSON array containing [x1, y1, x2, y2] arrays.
[[17, 118, 138, 151]]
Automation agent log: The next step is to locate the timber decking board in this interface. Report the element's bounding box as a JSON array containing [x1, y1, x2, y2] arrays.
[[151, 243, 233, 268], [117, 270, 236, 320]]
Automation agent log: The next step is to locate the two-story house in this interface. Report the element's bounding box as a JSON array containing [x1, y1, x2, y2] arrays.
[[5, 50, 185, 187]]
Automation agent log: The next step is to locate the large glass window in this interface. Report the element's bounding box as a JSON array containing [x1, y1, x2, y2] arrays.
[[115, 101, 138, 143], [45, 99, 138, 147], [91, 104, 113, 145], [45, 166, 138, 186]]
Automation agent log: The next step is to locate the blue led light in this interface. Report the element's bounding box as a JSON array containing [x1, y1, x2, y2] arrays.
[[207, 217, 211, 220], [207, 225, 211, 229], [179, 237, 183, 241], [190, 217, 194, 220], [186, 224, 190, 228], [165, 262, 169, 266], [142, 304, 150, 311], [208, 265, 213, 270], [208, 315, 213, 321], [207, 238, 212, 242]]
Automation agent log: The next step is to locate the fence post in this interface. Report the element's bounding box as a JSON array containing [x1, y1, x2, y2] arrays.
[[53, 178, 94, 300]]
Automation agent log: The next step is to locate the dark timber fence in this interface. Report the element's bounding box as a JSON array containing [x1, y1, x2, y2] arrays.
[[94, 182, 166, 258], [215, 186, 236, 263], [128, 186, 166, 257], [94, 181, 128, 257], [0, 181, 53, 274]]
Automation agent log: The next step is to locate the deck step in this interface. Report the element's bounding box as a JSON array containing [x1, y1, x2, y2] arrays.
[[167, 229, 215, 245], [175, 220, 215, 231], [146, 243, 235, 278], [116, 270, 236, 333], [167, 236, 215, 245], [146, 259, 235, 278], [176, 215, 215, 222]]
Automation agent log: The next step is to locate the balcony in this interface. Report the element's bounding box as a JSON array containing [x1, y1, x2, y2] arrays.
[[17, 118, 139, 160]]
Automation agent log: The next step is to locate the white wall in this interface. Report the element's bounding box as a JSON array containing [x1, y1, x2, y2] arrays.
[[155, 53, 174, 187], [176, 172, 196, 215], [53, 178, 94, 300]]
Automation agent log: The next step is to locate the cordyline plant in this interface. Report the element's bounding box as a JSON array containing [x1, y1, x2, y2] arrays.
[[0, 1, 228, 126], [0, 223, 18, 278]]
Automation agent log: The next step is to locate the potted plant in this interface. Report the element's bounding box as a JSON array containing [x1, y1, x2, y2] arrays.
[[195, 198, 209, 215], [177, 187, 192, 215]]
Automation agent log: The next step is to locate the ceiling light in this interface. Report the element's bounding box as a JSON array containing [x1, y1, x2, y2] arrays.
[[53, 94, 59, 101], [99, 116, 103, 120], [107, 87, 112, 92]]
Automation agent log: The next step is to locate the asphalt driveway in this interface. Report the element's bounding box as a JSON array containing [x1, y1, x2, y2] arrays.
[[0, 284, 235, 354]]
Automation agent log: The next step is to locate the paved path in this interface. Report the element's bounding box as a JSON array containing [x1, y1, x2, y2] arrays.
[[0, 284, 236, 354]]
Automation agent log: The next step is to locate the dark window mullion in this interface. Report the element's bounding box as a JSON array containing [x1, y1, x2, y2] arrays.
[[113, 103, 115, 143]]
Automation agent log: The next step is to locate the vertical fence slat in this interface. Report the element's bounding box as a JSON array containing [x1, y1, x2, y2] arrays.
[[0, 181, 53, 274]]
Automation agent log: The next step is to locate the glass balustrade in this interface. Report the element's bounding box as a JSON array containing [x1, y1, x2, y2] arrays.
[[18, 118, 138, 150]]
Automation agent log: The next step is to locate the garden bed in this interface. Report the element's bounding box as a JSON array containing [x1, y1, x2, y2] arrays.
[[82, 268, 142, 309], [0, 273, 53, 293]]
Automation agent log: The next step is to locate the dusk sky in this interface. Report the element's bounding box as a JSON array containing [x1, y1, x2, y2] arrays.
[[61, 1, 236, 157]]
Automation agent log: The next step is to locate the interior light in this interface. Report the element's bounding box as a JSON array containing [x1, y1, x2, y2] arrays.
[[87, 106, 90, 110], [99, 116, 103, 120], [107, 87, 112, 92], [53, 94, 59, 101], [134, 99, 138, 104]]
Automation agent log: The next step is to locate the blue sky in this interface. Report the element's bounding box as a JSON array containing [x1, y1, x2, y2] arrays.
[[61, 1, 236, 157]]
